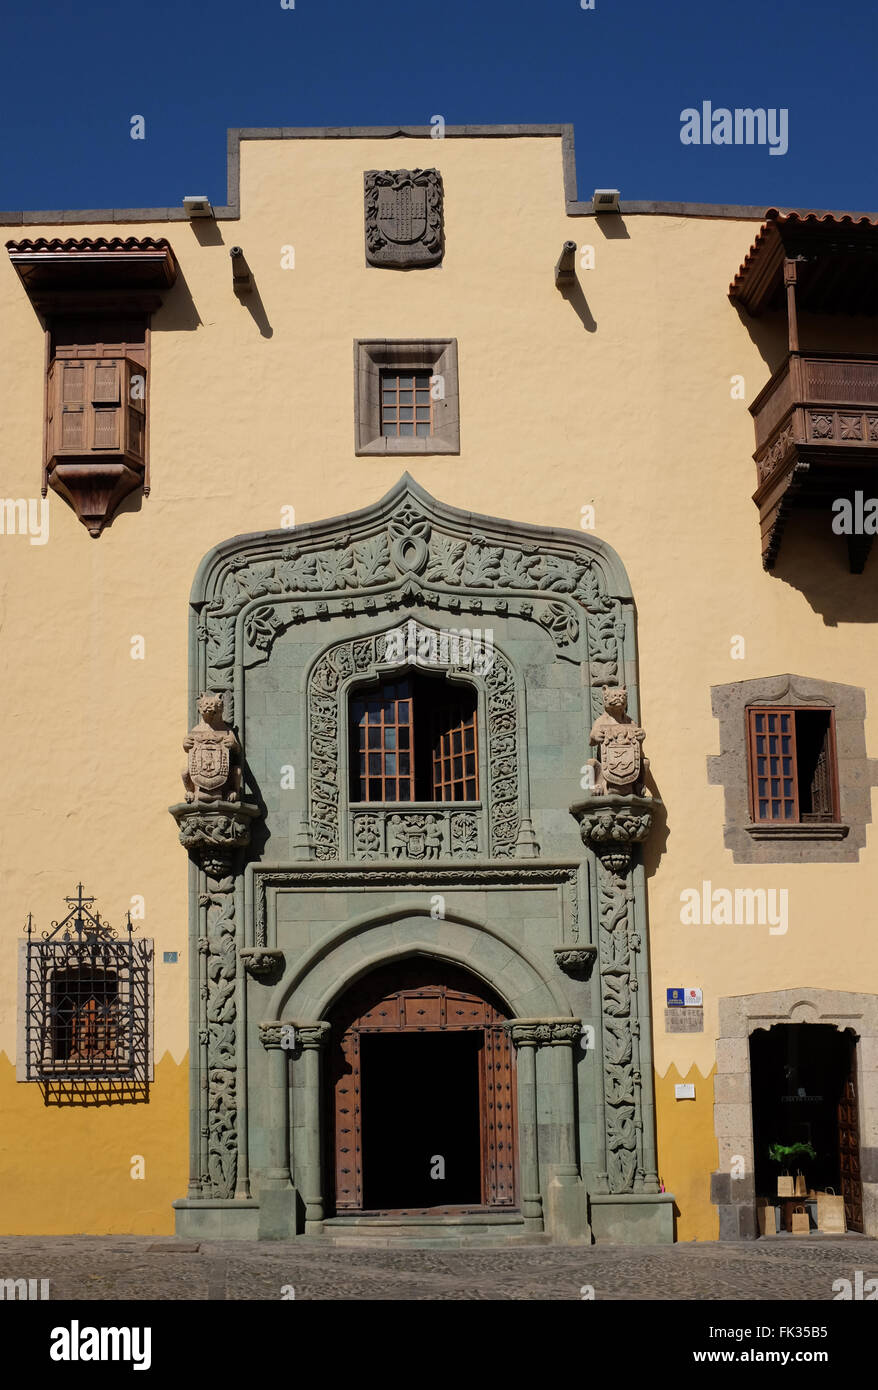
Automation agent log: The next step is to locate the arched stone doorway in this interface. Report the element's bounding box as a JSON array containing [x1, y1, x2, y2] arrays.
[[326, 958, 516, 1215]]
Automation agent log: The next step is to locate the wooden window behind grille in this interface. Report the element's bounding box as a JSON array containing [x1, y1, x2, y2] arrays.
[[351, 676, 478, 802], [380, 371, 433, 438], [52, 969, 118, 1061], [747, 706, 838, 823]]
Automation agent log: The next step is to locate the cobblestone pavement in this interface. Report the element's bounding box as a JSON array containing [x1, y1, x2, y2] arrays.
[[0, 1234, 875, 1300]]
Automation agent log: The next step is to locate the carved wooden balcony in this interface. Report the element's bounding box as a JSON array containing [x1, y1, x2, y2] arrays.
[[6, 236, 177, 537], [730, 209, 878, 572], [752, 352, 878, 570]]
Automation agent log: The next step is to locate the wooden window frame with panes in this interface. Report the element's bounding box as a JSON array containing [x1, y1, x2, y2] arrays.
[[350, 674, 479, 804], [746, 705, 841, 825], [379, 369, 435, 440]]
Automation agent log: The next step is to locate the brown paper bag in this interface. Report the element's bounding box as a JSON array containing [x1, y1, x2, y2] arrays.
[[817, 1187, 846, 1234], [777, 1171, 794, 1196], [791, 1205, 810, 1233], [794, 1171, 807, 1196], [757, 1200, 777, 1235]]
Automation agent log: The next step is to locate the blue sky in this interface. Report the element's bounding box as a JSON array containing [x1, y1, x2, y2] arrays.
[[1, 0, 875, 213]]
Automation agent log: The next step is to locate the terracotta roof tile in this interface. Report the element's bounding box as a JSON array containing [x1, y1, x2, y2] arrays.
[[5, 235, 172, 253], [729, 211, 878, 299]]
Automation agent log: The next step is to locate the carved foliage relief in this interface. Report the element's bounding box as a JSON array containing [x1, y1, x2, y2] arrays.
[[196, 500, 622, 719], [199, 867, 238, 1197], [595, 851, 642, 1193]]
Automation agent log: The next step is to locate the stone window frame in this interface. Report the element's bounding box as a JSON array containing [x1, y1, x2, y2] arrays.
[[707, 673, 878, 863], [339, 659, 491, 862], [354, 339, 459, 455], [711, 989, 878, 1240]]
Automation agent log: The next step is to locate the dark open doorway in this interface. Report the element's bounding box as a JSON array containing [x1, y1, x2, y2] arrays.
[[360, 1032, 482, 1209], [327, 957, 517, 1214], [750, 1022, 863, 1230]]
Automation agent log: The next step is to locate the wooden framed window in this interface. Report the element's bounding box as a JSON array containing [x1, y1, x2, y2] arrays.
[[431, 698, 478, 801], [352, 679, 413, 802], [350, 675, 479, 802], [51, 968, 119, 1065], [747, 706, 839, 823], [380, 370, 433, 438]]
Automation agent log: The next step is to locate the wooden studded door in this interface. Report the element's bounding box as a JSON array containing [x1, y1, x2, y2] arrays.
[[327, 959, 517, 1214], [838, 1036, 864, 1233]]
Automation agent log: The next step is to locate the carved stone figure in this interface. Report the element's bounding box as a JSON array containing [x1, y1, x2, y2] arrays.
[[424, 815, 443, 859], [182, 693, 242, 804], [586, 686, 650, 797], [387, 815, 409, 859], [364, 169, 444, 268]]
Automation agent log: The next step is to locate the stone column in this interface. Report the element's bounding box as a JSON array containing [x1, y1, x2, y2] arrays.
[[507, 1024, 543, 1232], [297, 1022, 331, 1234], [508, 1018, 589, 1242], [258, 1023, 293, 1182], [257, 1021, 296, 1239], [548, 1021, 583, 1178]]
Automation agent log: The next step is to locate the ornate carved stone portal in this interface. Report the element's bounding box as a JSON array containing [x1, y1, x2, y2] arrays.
[[171, 475, 671, 1246], [364, 169, 444, 268]]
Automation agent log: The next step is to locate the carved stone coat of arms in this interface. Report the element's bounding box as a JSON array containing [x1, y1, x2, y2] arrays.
[[364, 169, 444, 268]]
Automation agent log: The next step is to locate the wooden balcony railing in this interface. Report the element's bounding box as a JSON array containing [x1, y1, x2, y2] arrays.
[[750, 352, 878, 570]]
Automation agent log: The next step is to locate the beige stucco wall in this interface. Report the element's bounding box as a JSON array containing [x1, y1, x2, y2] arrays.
[[1, 132, 875, 1236]]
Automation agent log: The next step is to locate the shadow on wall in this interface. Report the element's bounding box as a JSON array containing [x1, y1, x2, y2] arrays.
[[151, 264, 202, 334], [558, 278, 596, 333], [235, 276, 273, 339], [641, 776, 669, 882], [594, 213, 630, 242], [731, 301, 789, 378], [771, 512, 878, 625]]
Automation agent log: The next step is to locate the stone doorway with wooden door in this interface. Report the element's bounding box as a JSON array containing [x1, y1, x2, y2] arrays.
[[326, 958, 517, 1217], [750, 1022, 864, 1232]]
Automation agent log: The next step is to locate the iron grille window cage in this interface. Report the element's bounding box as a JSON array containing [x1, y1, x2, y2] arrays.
[[23, 884, 152, 1104]]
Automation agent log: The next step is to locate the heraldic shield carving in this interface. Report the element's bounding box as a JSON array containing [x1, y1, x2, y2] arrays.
[[364, 168, 444, 267]]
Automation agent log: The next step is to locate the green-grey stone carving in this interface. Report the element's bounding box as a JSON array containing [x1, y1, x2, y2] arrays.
[[173, 476, 673, 1244]]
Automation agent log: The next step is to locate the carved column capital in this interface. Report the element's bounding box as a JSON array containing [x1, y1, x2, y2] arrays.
[[169, 799, 260, 873], [553, 946, 598, 980], [298, 1021, 331, 1050], [240, 947, 284, 979], [258, 1019, 330, 1052], [569, 793, 659, 857], [258, 1022, 288, 1050], [506, 1018, 583, 1049]]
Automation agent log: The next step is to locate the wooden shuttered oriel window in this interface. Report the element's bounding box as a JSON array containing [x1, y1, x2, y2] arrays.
[[747, 706, 839, 823], [47, 356, 145, 464]]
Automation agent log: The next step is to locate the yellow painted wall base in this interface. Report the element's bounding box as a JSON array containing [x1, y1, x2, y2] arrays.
[[655, 1064, 719, 1242], [0, 1052, 187, 1235]]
